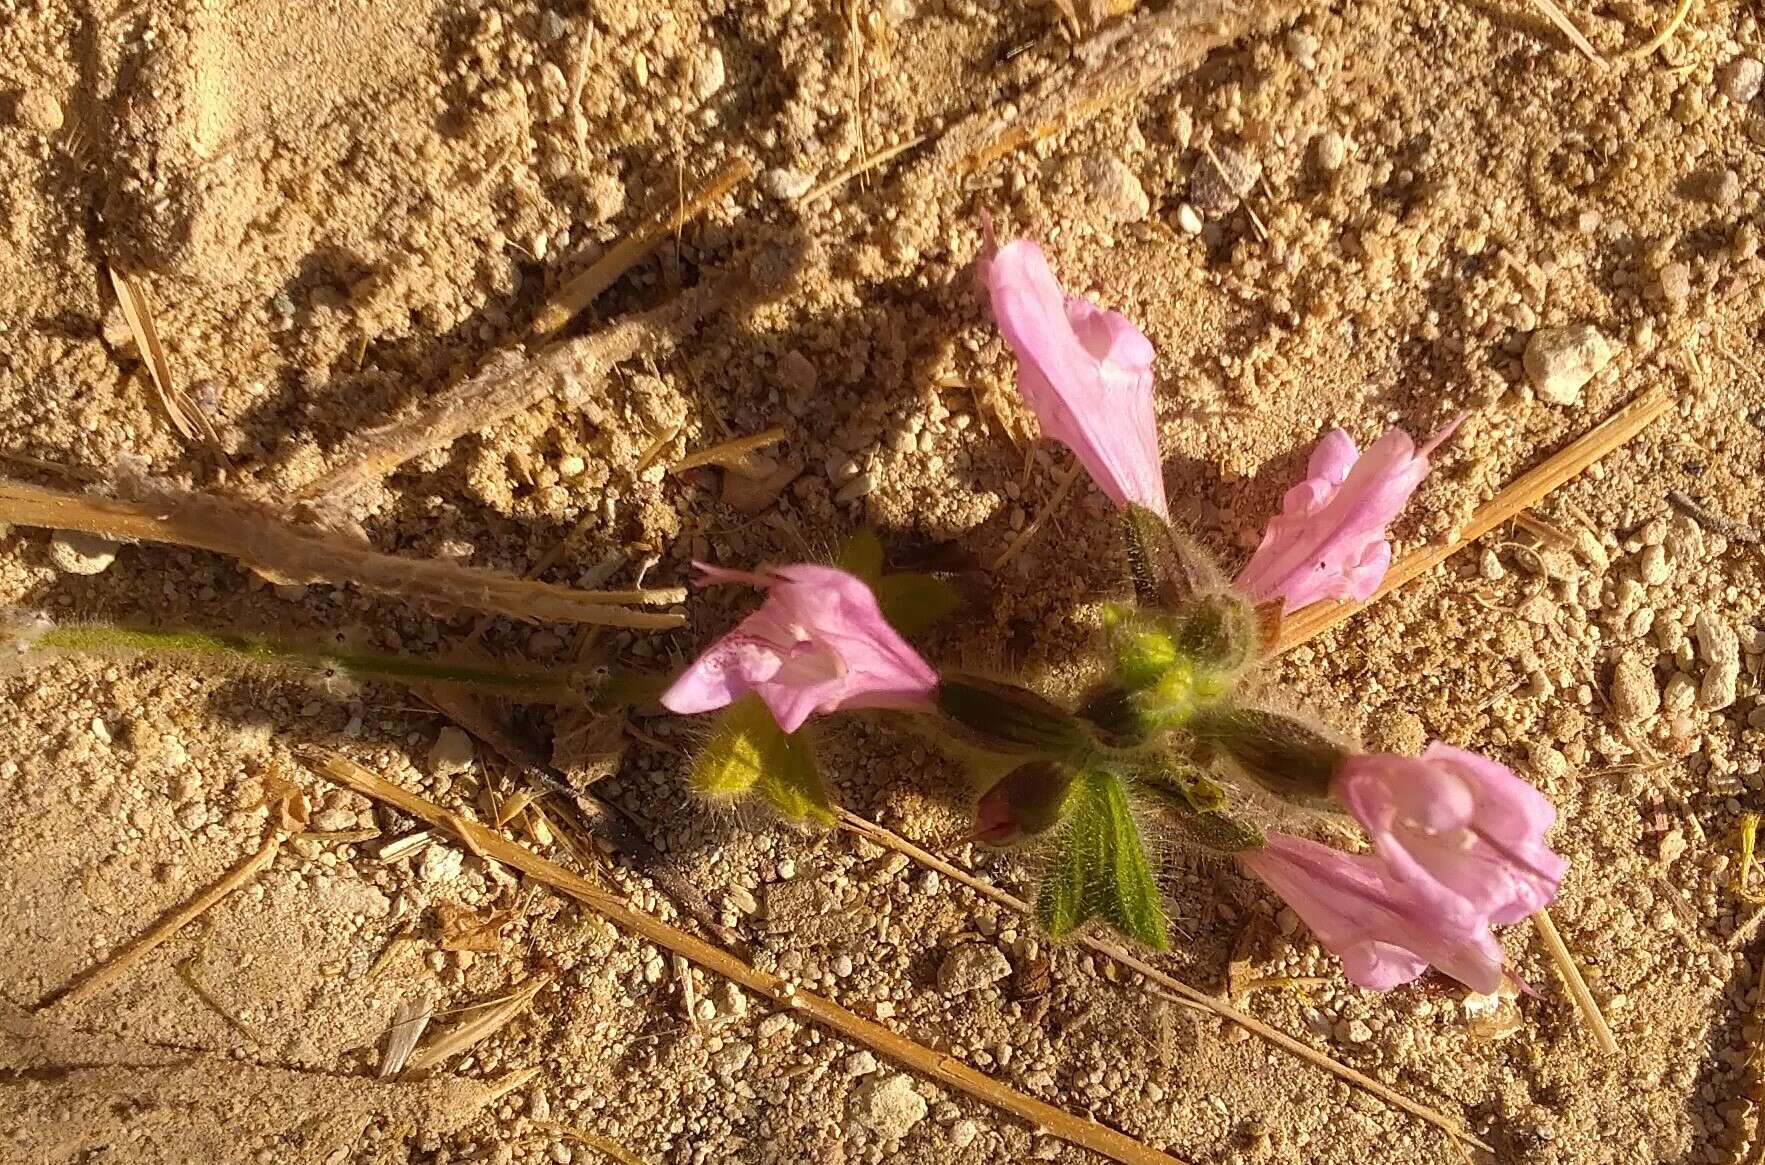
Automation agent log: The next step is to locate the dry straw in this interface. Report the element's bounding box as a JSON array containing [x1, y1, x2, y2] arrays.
[[0, 478, 685, 628], [305, 749, 1192, 1165], [44, 832, 281, 1011]]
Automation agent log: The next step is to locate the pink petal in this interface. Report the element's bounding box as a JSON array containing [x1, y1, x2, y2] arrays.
[[1236, 420, 1456, 612], [1239, 833, 1506, 993], [663, 562, 939, 733], [982, 238, 1167, 517]]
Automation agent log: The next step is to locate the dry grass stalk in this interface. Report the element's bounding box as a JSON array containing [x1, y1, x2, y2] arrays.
[[105, 266, 231, 463], [904, 0, 1302, 184], [378, 996, 434, 1078], [0, 478, 685, 629], [296, 278, 738, 504], [1524, 0, 1606, 64], [1532, 908, 1620, 1055], [403, 975, 549, 1075], [45, 832, 281, 1011], [529, 158, 755, 341], [306, 749, 1190, 1165], [992, 457, 1083, 571], [669, 426, 787, 474], [834, 810, 1491, 1153], [1626, 0, 1697, 58], [531, 1122, 651, 1165], [1275, 384, 1675, 651], [797, 134, 929, 205]]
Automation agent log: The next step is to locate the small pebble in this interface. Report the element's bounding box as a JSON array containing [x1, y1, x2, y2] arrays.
[[1656, 262, 1692, 311], [845, 1050, 879, 1076], [13, 87, 63, 135], [848, 1074, 927, 1139], [1311, 129, 1347, 173], [1082, 154, 1150, 222], [1637, 543, 1673, 586], [1522, 324, 1612, 406], [1720, 56, 1765, 103], [1187, 143, 1260, 217], [427, 727, 476, 777], [937, 943, 1012, 995], [760, 167, 814, 201], [1175, 203, 1203, 235], [1609, 654, 1661, 723]]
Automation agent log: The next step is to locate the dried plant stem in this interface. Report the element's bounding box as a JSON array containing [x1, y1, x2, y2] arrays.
[[106, 266, 231, 463], [403, 975, 551, 1075], [529, 158, 754, 341], [834, 810, 1491, 1153], [992, 458, 1083, 571], [1532, 909, 1620, 1056], [296, 280, 734, 504], [906, 0, 1302, 184], [45, 833, 281, 1011], [1524, 0, 1606, 65], [797, 135, 929, 205], [1275, 384, 1675, 651], [27, 622, 587, 701], [669, 426, 788, 474], [1626, 0, 1697, 58], [0, 479, 685, 629], [306, 750, 1189, 1165]]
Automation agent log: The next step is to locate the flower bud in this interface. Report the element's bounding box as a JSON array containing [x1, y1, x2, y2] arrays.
[[1186, 704, 1350, 805], [972, 760, 1074, 847], [936, 674, 1090, 757]]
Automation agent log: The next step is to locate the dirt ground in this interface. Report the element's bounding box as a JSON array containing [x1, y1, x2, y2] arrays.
[[4, 0, 1765, 1162]]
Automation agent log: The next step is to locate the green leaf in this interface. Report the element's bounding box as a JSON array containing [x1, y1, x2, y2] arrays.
[[873, 571, 960, 634], [1036, 766, 1168, 949], [693, 696, 834, 823], [836, 528, 886, 583]]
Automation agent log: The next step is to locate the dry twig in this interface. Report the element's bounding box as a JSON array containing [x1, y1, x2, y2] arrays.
[[834, 810, 1491, 1153], [44, 833, 281, 1011], [0, 479, 685, 628], [306, 749, 1190, 1165], [1532, 908, 1620, 1056], [529, 159, 755, 341], [1523, 0, 1606, 65], [403, 975, 550, 1075], [294, 278, 738, 504], [105, 267, 230, 463]]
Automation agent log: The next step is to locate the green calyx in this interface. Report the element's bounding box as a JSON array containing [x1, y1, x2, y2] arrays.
[[935, 674, 1092, 758], [1136, 759, 1266, 853], [693, 695, 834, 824], [1185, 704, 1349, 807]]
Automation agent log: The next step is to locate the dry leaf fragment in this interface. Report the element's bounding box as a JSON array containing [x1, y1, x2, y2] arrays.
[[104, 266, 230, 463], [435, 900, 514, 953]]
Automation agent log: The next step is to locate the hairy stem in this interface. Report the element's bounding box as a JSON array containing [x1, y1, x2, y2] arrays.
[[33, 624, 586, 701]]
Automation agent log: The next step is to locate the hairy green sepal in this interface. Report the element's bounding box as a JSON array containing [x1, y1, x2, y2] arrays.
[[693, 695, 833, 824]]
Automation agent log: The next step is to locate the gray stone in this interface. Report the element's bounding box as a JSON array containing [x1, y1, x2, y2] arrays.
[[1720, 56, 1765, 103], [1187, 144, 1260, 217], [426, 727, 476, 777], [1082, 155, 1150, 222]]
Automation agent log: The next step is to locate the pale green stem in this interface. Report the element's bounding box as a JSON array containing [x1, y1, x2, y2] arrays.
[[30, 624, 584, 702]]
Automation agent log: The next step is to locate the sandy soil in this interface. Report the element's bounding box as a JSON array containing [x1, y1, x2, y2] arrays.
[[4, 0, 1765, 1162]]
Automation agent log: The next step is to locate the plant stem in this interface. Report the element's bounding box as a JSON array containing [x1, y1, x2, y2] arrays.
[[33, 624, 585, 701]]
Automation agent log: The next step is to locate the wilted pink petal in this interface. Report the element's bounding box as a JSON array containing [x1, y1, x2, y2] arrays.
[[980, 237, 1167, 517], [1236, 420, 1460, 612], [662, 562, 939, 733], [1239, 833, 1506, 992], [1334, 743, 1567, 927]]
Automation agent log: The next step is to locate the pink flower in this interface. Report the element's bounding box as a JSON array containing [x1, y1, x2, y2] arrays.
[[1235, 420, 1460, 612], [980, 236, 1167, 517], [1333, 742, 1567, 927], [661, 562, 939, 733], [1239, 833, 1506, 992]]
